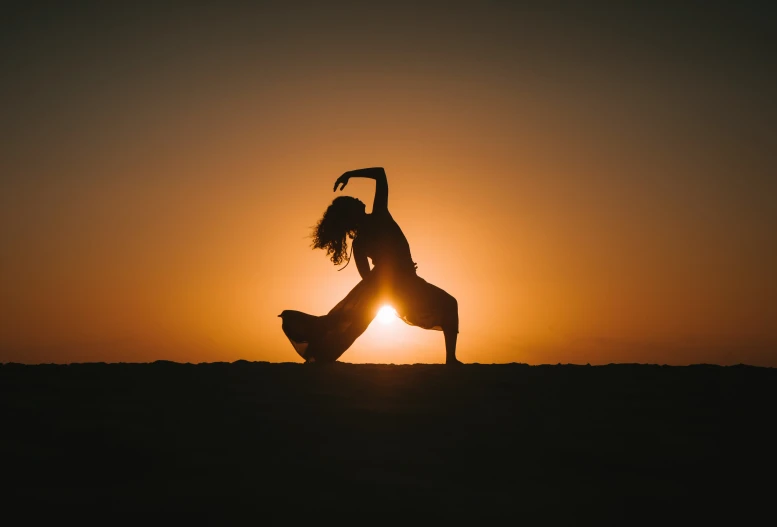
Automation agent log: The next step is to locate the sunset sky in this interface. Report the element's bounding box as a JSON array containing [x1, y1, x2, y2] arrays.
[[2, 2, 775, 365]]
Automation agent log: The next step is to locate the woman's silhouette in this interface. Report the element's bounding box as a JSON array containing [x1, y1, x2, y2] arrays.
[[279, 167, 461, 365]]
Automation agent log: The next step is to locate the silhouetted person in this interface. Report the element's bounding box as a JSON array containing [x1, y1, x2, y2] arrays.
[[279, 167, 461, 364]]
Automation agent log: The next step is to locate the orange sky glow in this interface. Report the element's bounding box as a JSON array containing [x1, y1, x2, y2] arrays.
[[1, 4, 775, 365]]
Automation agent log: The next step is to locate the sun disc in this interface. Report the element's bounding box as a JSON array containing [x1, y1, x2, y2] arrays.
[[376, 305, 397, 325]]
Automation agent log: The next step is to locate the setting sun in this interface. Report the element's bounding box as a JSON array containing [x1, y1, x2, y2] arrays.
[[376, 305, 397, 325]]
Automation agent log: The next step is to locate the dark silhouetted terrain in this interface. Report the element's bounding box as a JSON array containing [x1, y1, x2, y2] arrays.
[[2, 361, 775, 522]]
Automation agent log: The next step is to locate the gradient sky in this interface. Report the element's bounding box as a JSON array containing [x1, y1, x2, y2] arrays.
[[2, 2, 775, 365]]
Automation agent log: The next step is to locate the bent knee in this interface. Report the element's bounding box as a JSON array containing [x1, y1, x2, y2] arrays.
[[447, 294, 458, 313]]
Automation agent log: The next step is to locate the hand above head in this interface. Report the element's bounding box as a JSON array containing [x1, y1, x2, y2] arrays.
[[333, 173, 350, 192]]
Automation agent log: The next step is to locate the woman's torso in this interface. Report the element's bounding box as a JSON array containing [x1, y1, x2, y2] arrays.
[[356, 210, 416, 273]]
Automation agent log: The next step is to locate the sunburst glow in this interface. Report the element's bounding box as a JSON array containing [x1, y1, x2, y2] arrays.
[[376, 305, 397, 325]]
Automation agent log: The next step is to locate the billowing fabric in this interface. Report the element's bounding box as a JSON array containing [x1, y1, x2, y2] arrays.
[[279, 265, 458, 363]]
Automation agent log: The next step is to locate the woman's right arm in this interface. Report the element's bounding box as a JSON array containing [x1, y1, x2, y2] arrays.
[[334, 167, 388, 214]]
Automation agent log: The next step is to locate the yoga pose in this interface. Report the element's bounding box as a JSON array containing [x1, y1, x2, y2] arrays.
[[279, 167, 461, 364]]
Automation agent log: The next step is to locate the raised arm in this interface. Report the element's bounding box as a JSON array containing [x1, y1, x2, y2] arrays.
[[333, 167, 388, 213]]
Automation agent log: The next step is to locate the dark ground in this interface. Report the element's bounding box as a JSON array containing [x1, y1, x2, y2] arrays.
[[1, 361, 775, 523]]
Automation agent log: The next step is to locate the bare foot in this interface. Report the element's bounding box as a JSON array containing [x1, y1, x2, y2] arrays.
[[446, 358, 463, 366]]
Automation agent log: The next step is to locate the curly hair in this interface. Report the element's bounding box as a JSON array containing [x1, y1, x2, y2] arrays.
[[311, 196, 365, 266]]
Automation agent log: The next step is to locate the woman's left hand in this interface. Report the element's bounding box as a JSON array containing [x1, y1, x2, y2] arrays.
[[333, 173, 350, 192]]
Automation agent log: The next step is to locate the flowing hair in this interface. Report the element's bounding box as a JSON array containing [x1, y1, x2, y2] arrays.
[[311, 196, 364, 266]]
